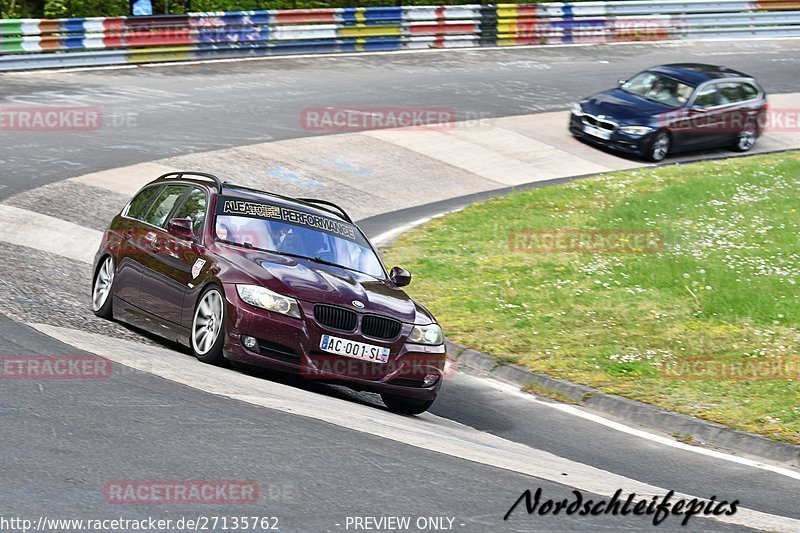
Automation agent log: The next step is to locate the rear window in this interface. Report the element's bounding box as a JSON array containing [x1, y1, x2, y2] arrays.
[[717, 83, 745, 105], [126, 185, 163, 221]]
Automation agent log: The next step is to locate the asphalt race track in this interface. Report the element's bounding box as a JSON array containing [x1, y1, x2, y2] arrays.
[[2, 40, 800, 532]]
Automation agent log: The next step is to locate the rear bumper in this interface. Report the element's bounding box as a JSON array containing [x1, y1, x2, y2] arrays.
[[221, 284, 445, 401]]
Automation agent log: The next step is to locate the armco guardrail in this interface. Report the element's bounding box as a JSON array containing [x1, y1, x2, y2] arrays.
[[1, 1, 799, 71]]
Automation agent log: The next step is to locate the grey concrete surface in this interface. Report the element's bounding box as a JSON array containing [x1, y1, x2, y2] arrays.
[[2, 39, 800, 201]]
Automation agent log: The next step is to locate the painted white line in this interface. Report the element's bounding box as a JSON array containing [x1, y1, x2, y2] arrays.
[[0, 205, 102, 264], [461, 372, 800, 482], [371, 212, 455, 247], [371, 216, 433, 247], [28, 322, 800, 532], [0, 65, 139, 75]]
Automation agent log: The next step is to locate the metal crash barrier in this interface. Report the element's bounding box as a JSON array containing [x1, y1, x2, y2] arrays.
[[1, 0, 799, 71]]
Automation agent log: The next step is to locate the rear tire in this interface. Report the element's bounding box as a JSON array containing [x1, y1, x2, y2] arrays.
[[381, 393, 436, 415], [92, 256, 115, 319], [191, 286, 226, 365], [645, 131, 670, 162], [733, 122, 757, 152]]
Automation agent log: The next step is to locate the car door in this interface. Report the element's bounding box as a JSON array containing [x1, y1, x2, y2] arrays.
[[723, 81, 766, 144], [682, 84, 727, 149], [141, 186, 209, 326], [136, 184, 190, 323], [114, 184, 164, 307], [715, 82, 749, 146]]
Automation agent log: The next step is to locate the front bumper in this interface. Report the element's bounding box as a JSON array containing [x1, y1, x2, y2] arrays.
[[221, 284, 446, 400], [569, 113, 655, 156]]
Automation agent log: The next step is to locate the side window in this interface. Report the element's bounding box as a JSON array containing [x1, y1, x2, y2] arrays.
[[717, 83, 744, 105], [741, 83, 758, 100], [142, 185, 188, 228], [126, 185, 163, 221], [693, 86, 719, 108], [172, 187, 208, 233]]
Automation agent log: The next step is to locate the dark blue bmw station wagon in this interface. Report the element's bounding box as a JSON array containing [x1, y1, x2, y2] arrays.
[[569, 63, 768, 162]]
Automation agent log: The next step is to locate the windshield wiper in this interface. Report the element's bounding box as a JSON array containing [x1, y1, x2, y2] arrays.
[[311, 256, 348, 269], [269, 250, 348, 270]]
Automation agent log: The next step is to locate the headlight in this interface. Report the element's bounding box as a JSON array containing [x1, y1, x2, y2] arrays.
[[571, 102, 584, 116], [407, 323, 444, 345], [619, 125, 655, 136], [236, 285, 301, 319]]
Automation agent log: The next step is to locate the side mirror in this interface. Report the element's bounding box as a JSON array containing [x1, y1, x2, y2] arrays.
[[167, 218, 195, 241], [618, 79, 626, 87], [389, 266, 412, 287]]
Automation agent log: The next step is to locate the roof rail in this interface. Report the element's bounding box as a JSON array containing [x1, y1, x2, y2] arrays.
[[297, 198, 353, 223], [155, 171, 223, 193]]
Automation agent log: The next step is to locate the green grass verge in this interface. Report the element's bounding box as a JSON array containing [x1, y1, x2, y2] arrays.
[[383, 152, 800, 443]]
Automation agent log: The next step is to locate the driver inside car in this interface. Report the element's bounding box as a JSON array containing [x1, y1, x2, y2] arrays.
[[647, 78, 679, 106]]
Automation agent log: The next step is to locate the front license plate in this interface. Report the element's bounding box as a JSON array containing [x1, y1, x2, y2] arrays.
[[583, 124, 612, 140], [319, 334, 390, 363]]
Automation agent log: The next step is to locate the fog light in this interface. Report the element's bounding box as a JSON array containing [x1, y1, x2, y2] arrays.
[[422, 374, 439, 387], [241, 335, 258, 350]]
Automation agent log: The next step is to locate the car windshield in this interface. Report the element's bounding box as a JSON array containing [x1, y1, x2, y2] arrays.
[[215, 199, 385, 279], [621, 71, 694, 108]]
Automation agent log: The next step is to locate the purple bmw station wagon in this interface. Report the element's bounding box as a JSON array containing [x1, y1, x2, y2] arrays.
[[92, 172, 446, 414]]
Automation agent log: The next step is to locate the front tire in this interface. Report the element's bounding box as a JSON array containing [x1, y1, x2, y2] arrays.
[[92, 256, 115, 319], [381, 393, 436, 415], [645, 131, 670, 162], [191, 286, 226, 365]]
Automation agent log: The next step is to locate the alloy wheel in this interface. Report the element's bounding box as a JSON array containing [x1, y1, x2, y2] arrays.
[[92, 257, 115, 312], [651, 133, 670, 162], [737, 125, 756, 151], [192, 289, 224, 356]]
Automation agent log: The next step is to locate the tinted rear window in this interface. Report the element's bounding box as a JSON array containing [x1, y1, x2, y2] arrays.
[[717, 83, 745, 105]]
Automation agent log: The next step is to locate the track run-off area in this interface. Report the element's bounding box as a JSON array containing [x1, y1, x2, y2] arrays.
[[2, 39, 800, 532]]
